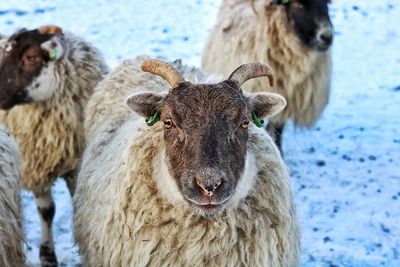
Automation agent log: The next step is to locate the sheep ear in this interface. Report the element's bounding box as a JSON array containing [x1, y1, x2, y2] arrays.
[[0, 36, 8, 52], [41, 35, 65, 62], [126, 92, 167, 118], [245, 92, 286, 119]]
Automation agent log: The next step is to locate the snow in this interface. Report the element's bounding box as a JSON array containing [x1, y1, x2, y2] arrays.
[[285, 2, 400, 266], [0, 0, 399, 266]]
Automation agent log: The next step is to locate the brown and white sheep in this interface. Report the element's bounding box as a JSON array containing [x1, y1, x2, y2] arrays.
[[73, 57, 300, 266], [0, 124, 25, 267], [0, 25, 108, 266], [202, 0, 333, 152]]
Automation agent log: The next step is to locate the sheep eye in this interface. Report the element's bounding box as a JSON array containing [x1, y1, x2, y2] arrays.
[[292, 2, 304, 9], [164, 119, 174, 129], [241, 119, 250, 129], [26, 55, 37, 62]]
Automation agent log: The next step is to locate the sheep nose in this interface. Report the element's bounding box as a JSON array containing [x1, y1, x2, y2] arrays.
[[195, 178, 223, 197], [317, 27, 333, 46]]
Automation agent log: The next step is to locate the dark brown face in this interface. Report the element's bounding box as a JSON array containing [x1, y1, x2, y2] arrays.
[[0, 29, 52, 109], [283, 0, 333, 51], [127, 59, 287, 217], [161, 81, 249, 216]]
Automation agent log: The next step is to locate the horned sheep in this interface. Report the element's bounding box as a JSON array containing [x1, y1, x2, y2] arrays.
[[0, 124, 25, 267], [73, 57, 300, 266], [0, 25, 108, 266], [202, 0, 333, 152]]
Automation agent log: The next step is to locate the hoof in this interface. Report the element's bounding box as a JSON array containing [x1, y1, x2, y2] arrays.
[[40, 243, 58, 267]]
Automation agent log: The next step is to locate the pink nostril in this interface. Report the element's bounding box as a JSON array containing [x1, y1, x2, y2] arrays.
[[195, 178, 223, 197], [195, 179, 208, 194]]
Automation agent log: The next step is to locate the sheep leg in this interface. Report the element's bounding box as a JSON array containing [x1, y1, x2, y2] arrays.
[[266, 122, 284, 155], [63, 171, 76, 197], [34, 189, 58, 267]]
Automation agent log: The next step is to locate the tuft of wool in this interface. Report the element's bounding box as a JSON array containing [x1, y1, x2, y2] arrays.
[[0, 124, 25, 267]]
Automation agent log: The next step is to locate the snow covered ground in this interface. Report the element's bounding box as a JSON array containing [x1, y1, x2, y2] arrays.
[[0, 0, 399, 266]]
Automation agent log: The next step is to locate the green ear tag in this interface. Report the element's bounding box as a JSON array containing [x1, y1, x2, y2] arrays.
[[49, 49, 57, 61], [251, 112, 264, 128], [281, 0, 289, 4], [146, 110, 160, 126]]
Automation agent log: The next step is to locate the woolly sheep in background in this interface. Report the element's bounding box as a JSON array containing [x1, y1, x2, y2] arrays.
[[202, 0, 333, 153], [0, 25, 109, 266], [0, 124, 25, 267]]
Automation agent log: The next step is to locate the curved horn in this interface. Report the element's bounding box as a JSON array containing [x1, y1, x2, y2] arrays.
[[38, 25, 63, 35], [141, 59, 185, 89], [248, 0, 258, 15], [228, 62, 274, 88]]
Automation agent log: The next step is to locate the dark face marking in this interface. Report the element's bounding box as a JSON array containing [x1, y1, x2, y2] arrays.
[[161, 81, 250, 216], [284, 0, 333, 51], [0, 29, 52, 109]]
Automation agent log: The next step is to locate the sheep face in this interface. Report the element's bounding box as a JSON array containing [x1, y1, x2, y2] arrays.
[[254, 0, 333, 51], [285, 0, 333, 51], [0, 26, 64, 109], [162, 82, 249, 217], [127, 79, 286, 217]]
